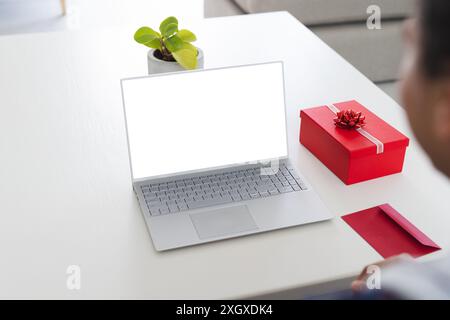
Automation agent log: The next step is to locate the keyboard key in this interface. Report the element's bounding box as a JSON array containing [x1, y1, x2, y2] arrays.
[[159, 195, 169, 201], [146, 199, 161, 206], [186, 195, 233, 210], [144, 193, 157, 200], [246, 187, 256, 194], [278, 186, 294, 193], [231, 194, 241, 201], [257, 185, 271, 192], [240, 193, 251, 200], [149, 203, 167, 211], [159, 207, 170, 214], [237, 188, 247, 194], [298, 183, 308, 190], [193, 195, 203, 201], [203, 188, 213, 194], [175, 192, 185, 199], [149, 208, 160, 216]]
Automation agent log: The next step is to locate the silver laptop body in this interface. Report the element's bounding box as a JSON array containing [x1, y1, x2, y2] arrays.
[[121, 62, 332, 251]]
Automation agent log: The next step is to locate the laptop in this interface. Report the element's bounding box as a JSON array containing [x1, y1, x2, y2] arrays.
[[121, 61, 332, 251]]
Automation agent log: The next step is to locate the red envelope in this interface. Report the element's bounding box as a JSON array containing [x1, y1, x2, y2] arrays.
[[342, 204, 440, 258]]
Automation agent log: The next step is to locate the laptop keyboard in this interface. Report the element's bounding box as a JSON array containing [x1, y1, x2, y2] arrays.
[[140, 163, 308, 216]]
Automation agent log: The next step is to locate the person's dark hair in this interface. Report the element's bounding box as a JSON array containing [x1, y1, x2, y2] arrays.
[[419, 0, 450, 78]]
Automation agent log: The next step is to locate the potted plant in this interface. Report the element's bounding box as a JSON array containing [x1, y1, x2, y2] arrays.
[[134, 16, 203, 74]]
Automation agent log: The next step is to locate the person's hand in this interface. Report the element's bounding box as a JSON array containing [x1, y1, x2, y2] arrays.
[[351, 254, 412, 292]]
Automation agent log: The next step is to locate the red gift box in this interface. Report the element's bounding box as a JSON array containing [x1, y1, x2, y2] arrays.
[[299, 100, 409, 185]]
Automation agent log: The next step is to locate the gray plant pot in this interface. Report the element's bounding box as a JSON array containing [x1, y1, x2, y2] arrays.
[[147, 48, 204, 74]]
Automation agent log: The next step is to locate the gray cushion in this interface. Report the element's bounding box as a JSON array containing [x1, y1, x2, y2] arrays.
[[204, 0, 408, 82], [234, 0, 415, 25], [377, 81, 400, 103], [204, 0, 244, 18], [311, 21, 404, 82]]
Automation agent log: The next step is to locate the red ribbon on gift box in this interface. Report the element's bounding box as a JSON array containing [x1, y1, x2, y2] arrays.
[[334, 109, 366, 129], [326, 104, 384, 154]]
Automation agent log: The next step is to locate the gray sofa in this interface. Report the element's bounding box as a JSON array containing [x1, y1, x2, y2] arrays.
[[205, 0, 416, 99]]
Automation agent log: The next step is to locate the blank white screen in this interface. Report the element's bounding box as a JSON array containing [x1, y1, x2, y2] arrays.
[[122, 62, 288, 180]]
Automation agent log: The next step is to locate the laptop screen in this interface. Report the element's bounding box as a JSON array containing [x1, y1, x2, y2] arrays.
[[121, 62, 288, 180]]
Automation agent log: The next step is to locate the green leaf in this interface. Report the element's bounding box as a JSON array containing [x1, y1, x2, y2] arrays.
[[172, 44, 198, 70], [164, 35, 184, 53], [159, 16, 178, 36], [143, 38, 162, 50], [162, 23, 178, 38], [177, 29, 196, 42], [180, 41, 198, 55], [172, 49, 197, 70], [134, 27, 160, 44]]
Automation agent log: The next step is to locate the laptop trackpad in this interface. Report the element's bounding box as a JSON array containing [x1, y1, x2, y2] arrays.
[[190, 205, 258, 240]]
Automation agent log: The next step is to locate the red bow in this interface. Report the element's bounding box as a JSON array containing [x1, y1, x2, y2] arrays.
[[334, 109, 366, 129]]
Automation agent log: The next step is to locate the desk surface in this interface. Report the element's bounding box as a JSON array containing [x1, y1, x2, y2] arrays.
[[1, 12, 449, 299]]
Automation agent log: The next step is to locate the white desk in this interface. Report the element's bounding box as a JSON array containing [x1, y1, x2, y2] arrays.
[[1, 12, 449, 299]]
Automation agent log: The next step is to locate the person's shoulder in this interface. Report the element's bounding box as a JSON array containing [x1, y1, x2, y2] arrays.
[[424, 252, 450, 271]]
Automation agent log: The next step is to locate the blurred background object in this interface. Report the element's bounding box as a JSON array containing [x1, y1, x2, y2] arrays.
[[0, 0, 69, 34], [60, 0, 66, 15], [205, 0, 416, 102], [0, 0, 204, 35]]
